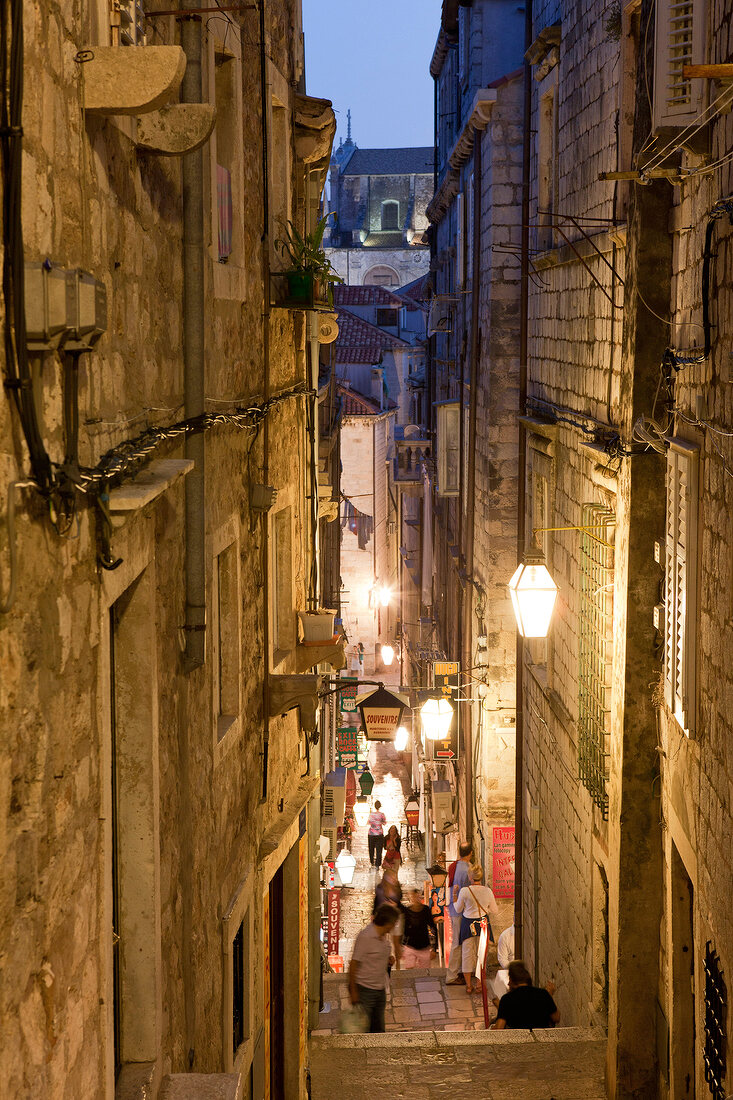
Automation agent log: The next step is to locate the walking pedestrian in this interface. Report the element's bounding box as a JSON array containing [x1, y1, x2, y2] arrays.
[[367, 800, 386, 867], [491, 960, 560, 1029], [373, 866, 401, 912], [454, 865, 499, 993], [445, 841, 473, 985], [348, 905, 399, 1032], [399, 889, 438, 969], [382, 824, 402, 869]]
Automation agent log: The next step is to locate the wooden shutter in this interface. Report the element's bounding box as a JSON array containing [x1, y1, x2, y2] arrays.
[[664, 440, 698, 732], [653, 0, 707, 130]]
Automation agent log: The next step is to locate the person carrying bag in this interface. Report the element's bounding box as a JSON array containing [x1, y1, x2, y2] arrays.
[[453, 866, 499, 994]]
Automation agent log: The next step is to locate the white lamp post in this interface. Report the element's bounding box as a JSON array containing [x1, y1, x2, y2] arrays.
[[420, 697, 454, 741], [335, 848, 356, 886], [394, 724, 409, 752], [507, 552, 558, 638], [353, 797, 370, 827], [380, 643, 395, 666]]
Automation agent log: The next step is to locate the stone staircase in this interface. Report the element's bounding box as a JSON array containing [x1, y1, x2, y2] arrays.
[[309, 1027, 607, 1100]]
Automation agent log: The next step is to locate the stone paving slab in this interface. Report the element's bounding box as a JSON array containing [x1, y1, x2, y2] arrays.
[[309, 1028, 607, 1099]]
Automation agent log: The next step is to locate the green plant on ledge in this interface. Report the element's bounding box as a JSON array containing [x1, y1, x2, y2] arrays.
[[275, 213, 343, 306]]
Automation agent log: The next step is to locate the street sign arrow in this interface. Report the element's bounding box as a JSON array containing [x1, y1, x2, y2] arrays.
[[435, 748, 455, 758]]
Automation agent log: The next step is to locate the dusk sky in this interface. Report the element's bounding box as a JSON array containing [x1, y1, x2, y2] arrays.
[[302, 0, 442, 150]]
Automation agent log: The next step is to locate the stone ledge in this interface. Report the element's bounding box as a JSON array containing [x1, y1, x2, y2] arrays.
[[109, 459, 194, 519]]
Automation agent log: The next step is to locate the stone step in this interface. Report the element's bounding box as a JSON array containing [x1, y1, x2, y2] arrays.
[[309, 1028, 607, 1099]]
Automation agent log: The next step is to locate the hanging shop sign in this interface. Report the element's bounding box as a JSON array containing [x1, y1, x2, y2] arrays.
[[339, 677, 359, 716], [327, 887, 341, 955], [337, 725, 360, 768], [357, 686, 407, 742], [492, 826, 515, 898]]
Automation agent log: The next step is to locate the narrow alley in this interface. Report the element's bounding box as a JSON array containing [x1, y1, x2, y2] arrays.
[[309, 743, 606, 1099]]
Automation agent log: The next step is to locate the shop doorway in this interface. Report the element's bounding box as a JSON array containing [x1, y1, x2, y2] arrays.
[[269, 865, 285, 1100], [670, 843, 695, 1098]]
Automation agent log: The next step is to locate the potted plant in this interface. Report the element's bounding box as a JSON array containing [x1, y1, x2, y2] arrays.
[[298, 607, 338, 646], [275, 213, 343, 307]]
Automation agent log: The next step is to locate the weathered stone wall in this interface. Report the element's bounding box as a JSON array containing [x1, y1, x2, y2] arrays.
[[1, 1, 325, 1096], [325, 245, 430, 288]]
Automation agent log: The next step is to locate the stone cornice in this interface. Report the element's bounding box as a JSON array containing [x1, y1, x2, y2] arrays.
[[426, 89, 497, 224]]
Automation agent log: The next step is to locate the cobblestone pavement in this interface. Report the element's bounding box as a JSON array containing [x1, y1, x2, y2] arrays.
[[309, 1030, 607, 1099]]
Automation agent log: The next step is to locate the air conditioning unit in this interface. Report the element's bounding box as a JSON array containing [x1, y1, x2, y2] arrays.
[[431, 779, 455, 833], [320, 825, 338, 861], [323, 767, 346, 823]]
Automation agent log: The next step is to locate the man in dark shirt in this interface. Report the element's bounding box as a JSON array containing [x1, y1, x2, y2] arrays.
[[492, 960, 560, 1029]]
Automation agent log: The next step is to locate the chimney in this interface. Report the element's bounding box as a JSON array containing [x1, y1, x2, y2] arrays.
[[371, 367, 384, 411]]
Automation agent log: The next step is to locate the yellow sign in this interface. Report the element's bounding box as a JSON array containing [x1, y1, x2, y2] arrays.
[[433, 661, 459, 676]]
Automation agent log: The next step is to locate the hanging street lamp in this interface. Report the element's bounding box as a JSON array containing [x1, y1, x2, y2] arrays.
[[507, 550, 558, 638], [394, 724, 409, 752], [335, 848, 356, 886], [420, 696, 454, 741], [380, 643, 395, 666], [426, 862, 448, 890], [353, 796, 371, 827], [358, 769, 375, 798]]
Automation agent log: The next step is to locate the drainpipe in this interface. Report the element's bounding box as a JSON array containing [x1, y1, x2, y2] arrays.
[[515, 0, 534, 962], [259, 0, 272, 799], [182, 6, 206, 671], [179, 0, 205, 1067], [463, 136, 482, 849]]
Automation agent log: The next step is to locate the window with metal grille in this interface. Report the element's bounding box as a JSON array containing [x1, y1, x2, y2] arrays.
[[110, 0, 146, 46], [653, 0, 707, 129], [578, 503, 615, 818], [664, 440, 698, 733], [704, 941, 727, 1100]]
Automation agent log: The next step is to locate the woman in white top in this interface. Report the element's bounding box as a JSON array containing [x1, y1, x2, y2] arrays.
[[454, 866, 499, 993]]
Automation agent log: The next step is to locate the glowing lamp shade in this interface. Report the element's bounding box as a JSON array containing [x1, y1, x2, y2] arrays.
[[427, 862, 447, 889], [354, 797, 370, 827], [507, 558, 558, 638], [378, 585, 392, 607], [380, 643, 395, 666], [394, 725, 409, 752], [335, 848, 356, 885], [420, 697, 454, 741]]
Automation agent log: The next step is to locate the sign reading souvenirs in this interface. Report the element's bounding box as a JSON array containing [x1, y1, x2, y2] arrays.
[[492, 826, 515, 898], [426, 661, 460, 761], [327, 888, 340, 955], [357, 686, 407, 742]]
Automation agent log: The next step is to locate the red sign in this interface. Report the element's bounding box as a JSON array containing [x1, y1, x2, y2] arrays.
[[492, 826, 515, 898], [327, 888, 341, 955]]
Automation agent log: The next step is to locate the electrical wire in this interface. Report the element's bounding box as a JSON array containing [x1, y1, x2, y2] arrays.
[[641, 82, 733, 179]]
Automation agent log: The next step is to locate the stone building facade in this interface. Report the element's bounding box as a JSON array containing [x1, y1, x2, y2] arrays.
[[518, 0, 733, 1096], [1, 2, 340, 1098], [325, 143, 432, 288], [424, 0, 525, 888]]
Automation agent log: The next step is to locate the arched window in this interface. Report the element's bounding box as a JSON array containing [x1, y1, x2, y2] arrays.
[[363, 265, 400, 287], [381, 201, 399, 231]]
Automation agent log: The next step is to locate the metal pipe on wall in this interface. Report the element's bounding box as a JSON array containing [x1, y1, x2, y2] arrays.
[[514, 0, 534, 962], [182, 8, 206, 671]]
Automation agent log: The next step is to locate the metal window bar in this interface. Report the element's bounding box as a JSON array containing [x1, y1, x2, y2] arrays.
[[578, 504, 615, 818], [704, 941, 727, 1100]]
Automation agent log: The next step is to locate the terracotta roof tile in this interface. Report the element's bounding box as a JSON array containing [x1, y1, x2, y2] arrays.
[[334, 307, 411, 365], [340, 147, 433, 176]]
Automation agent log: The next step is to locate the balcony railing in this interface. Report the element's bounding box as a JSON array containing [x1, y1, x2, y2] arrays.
[[394, 439, 431, 483]]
